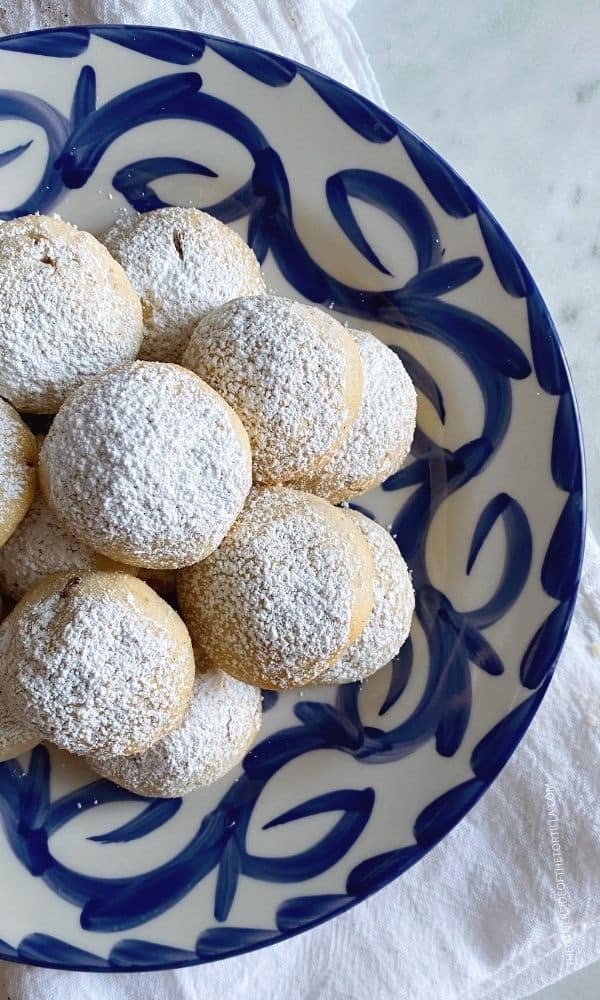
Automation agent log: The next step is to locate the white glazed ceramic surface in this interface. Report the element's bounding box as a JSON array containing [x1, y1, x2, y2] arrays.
[[0, 27, 584, 972]]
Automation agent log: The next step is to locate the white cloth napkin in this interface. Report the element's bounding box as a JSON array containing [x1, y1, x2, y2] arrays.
[[1, 3, 598, 999], [0, 0, 383, 108]]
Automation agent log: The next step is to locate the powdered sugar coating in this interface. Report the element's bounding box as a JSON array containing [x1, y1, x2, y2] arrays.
[[0, 493, 125, 601], [297, 329, 417, 503], [0, 403, 25, 511], [88, 670, 262, 797], [3, 572, 195, 756], [0, 399, 37, 547], [104, 207, 265, 363], [0, 215, 143, 413], [40, 362, 252, 569], [178, 487, 374, 689], [0, 618, 40, 761], [183, 296, 363, 484], [320, 511, 414, 684]]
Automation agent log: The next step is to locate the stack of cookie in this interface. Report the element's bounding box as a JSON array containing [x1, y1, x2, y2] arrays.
[[0, 207, 416, 798]]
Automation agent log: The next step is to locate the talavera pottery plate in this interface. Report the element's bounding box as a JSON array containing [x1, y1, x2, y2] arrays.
[[0, 26, 585, 972]]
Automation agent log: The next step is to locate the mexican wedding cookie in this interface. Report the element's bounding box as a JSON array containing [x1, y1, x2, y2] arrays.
[[0, 493, 127, 601], [297, 329, 417, 503], [39, 362, 252, 569], [183, 296, 363, 485], [0, 621, 40, 762], [178, 487, 374, 689], [320, 511, 414, 684], [88, 671, 262, 797], [0, 399, 37, 548], [0, 215, 143, 413], [104, 207, 265, 362], [2, 572, 195, 756]]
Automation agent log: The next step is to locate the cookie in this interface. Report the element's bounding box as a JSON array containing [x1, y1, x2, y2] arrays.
[[183, 296, 363, 485], [0, 214, 143, 413], [0, 617, 40, 762], [0, 399, 37, 548], [178, 487, 374, 689], [88, 670, 262, 797], [105, 207, 265, 362], [1, 571, 195, 756], [39, 362, 252, 569], [0, 493, 129, 601], [320, 511, 414, 684], [296, 329, 416, 503]]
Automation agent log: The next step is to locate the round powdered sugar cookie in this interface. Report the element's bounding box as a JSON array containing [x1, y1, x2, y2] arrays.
[[0, 215, 143, 413], [0, 493, 129, 601], [0, 399, 37, 548], [178, 487, 374, 690], [320, 511, 414, 684], [104, 207, 265, 363], [88, 670, 262, 797], [297, 329, 417, 503], [2, 572, 195, 757], [183, 296, 363, 485], [0, 617, 40, 762], [39, 362, 252, 569]]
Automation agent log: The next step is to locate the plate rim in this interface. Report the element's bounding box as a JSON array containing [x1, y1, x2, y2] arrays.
[[0, 23, 587, 973]]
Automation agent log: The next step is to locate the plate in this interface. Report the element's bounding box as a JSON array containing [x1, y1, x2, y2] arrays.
[[0, 26, 585, 972]]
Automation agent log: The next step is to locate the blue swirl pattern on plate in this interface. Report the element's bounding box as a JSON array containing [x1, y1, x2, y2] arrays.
[[0, 26, 585, 972]]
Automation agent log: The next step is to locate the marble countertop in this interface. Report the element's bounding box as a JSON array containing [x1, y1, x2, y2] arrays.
[[351, 2, 599, 998], [352, 0, 598, 539]]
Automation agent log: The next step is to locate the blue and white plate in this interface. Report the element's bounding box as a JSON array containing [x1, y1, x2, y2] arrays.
[[0, 26, 585, 972]]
